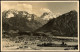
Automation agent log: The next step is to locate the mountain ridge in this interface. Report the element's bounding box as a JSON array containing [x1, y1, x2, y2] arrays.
[[2, 9, 48, 32], [36, 10, 78, 37]]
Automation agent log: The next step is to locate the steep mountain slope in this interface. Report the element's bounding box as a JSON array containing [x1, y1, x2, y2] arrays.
[[36, 10, 78, 37], [2, 9, 46, 32]]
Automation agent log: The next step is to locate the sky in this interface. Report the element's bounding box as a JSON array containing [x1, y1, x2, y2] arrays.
[[1, 1, 78, 17]]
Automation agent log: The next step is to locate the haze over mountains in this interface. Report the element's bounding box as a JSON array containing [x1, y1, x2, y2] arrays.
[[2, 9, 78, 37]]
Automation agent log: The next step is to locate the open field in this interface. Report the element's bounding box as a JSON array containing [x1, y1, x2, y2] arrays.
[[2, 34, 78, 50]]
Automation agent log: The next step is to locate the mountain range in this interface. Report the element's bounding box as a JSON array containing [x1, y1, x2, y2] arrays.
[[2, 9, 78, 37], [2, 9, 49, 32], [36, 10, 78, 37]]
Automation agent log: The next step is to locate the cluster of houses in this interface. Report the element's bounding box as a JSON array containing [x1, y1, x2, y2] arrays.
[[2, 30, 48, 37]]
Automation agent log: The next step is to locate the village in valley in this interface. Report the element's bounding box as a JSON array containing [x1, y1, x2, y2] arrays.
[[2, 2, 78, 50]]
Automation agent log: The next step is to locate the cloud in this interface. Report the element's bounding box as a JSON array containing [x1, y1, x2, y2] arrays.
[[42, 13, 54, 20], [1, 2, 60, 19], [33, 8, 52, 17], [40, 8, 51, 14], [39, 8, 57, 20], [1, 3, 33, 14], [40, 8, 51, 13], [16, 4, 32, 14]]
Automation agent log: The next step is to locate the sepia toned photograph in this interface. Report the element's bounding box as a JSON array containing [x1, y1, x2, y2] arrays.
[[1, 1, 79, 51]]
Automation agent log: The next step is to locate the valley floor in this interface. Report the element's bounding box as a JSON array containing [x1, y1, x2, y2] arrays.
[[2, 35, 78, 50]]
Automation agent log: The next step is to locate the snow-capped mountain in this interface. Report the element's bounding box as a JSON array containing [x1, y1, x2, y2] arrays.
[[2, 9, 54, 32], [36, 10, 78, 37]]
